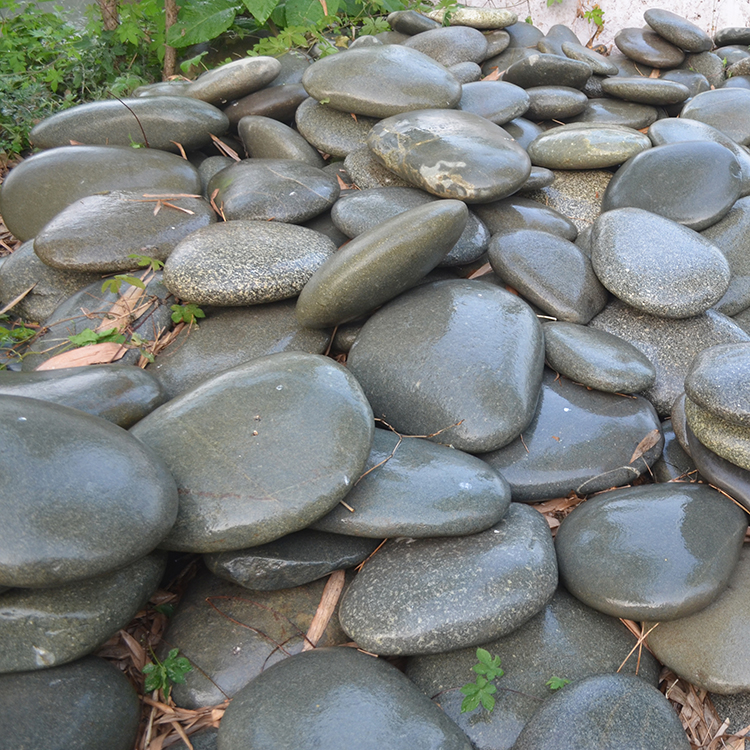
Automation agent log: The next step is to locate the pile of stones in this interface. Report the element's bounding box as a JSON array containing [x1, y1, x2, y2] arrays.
[[2, 5, 750, 749]]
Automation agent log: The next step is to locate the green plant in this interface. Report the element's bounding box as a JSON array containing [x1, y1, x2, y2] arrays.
[[460, 648, 504, 713], [142, 648, 192, 696], [68, 327, 127, 346], [583, 4, 604, 27], [0, 316, 36, 346], [546, 676, 571, 691], [127, 254, 165, 273], [101, 274, 147, 295], [171, 303, 206, 324], [546, 0, 563, 5]]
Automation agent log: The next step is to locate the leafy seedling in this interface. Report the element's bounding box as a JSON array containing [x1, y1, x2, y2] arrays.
[[171, 303, 205, 324], [127, 253, 164, 272], [68, 327, 127, 347], [142, 648, 192, 697], [101, 274, 146, 295], [546, 676, 571, 691], [460, 648, 504, 713]]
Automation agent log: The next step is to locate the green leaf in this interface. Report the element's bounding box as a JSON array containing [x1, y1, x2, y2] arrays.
[[166, 0, 238, 48], [116, 274, 146, 290], [126, 254, 164, 271], [460, 693, 480, 713], [170, 303, 205, 324], [180, 50, 209, 74], [460, 682, 481, 697], [479, 690, 496, 712], [284, 0, 325, 28], [154, 603, 175, 617], [546, 676, 571, 691], [68, 328, 101, 346], [239, 0, 279, 25]]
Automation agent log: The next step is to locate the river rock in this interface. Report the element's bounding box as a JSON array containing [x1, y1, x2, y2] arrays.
[[681, 88, 750, 145], [0, 396, 176, 588], [224, 82, 308, 126], [218, 647, 473, 750], [0, 145, 202, 241], [296, 200, 467, 327], [525, 85, 587, 119], [347, 278, 544, 453], [29, 96, 229, 152], [615, 26, 685, 68], [237, 116, 323, 166], [600, 76, 689, 105], [472, 196, 577, 239], [387, 9, 441, 34], [0, 552, 165, 672], [427, 7, 516, 28], [185, 56, 281, 106], [403, 26, 488, 66], [343, 145, 413, 188], [561, 41, 619, 75], [556, 482, 747, 620], [644, 8, 714, 52], [480, 368, 661, 501], [566, 98, 659, 129], [685, 396, 750, 471], [130, 353, 373, 552], [295, 98, 380, 158], [457, 80, 530, 124], [0, 657, 140, 750], [502, 53, 592, 89], [163, 220, 335, 306], [367, 109, 531, 202], [311, 427, 510, 537], [502, 116, 544, 149], [301, 45, 461, 118], [339, 503, 557, 655]]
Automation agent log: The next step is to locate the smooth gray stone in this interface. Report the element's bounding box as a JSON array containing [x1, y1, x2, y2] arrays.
[[427, 7, 516, 29], [609, 48, 657, 77], [164, 220, 335, 306], [575, 224, 592, 255], [302, 45, 461, 118], [525, 85, 587, 119], [652, 419, 698, 482], [528, 123, 651, 169], [734, 305, 750, 334], [163, 570, 349, 708], [488, 229, 608, 324], [403, 25, 488, 66], [709, 693, 750, 735], [601, 141, 742, 231], [269, 50, 313, 86], [557, 483, 747, 620], [721, 46, 750, 66], [519, 166, 555, 191], [644, 8, 713, 52], [330, 186, 490, 266], [484, 29, 511, 56], [29, 96, 229, 152], [544, 23, 580, 45], [501, 116, 544, 149], [565, 97, 658, 128], [542, 321, 656, 393], [685, 396, 750, 471], [457, 80, 530, 124], [725, 73, 750, 89], [185, 56, 281, 106], [0, 145, 202, 242], [347, 279, 544, 453], [0, 240, 99, 322], [295, 97, 379, 158], [237, 115, 323, 166], [581, 73, 605, 97], [0, 364, 167, 428], [131, 353, 373, 552], [373, 30, 411, 44], [561, 41, 618, 75], [33, 191, 216, 273], [0, 552, 165, 672], [472, 196, 577, 239], [0, 657, 139, 750], [661, 68, 711, 96], [198, 155, 234, 193], [502, 53, 592, 89], [224, 82, 308, 126], [0, 396, 176, 588], [296, 201, 468, 327], [615, 26, 685, 68], [504, 21, 544, 48], [448, 61, 482, 84], [481, 47, 535, 76], [367, 109, 531, 203], [301, 207, 350, 246], [589, 299, 750, 416], [591, 207, 730, 318], [311, 428, 511, 538], [19, 273, 173, 371], [681, 88, 750, 146], [343, 145, 413, 188], [686, 342, 750, 426], [387, 9, 441, 34], [480, 369, 662, 501], [601, 76, 689, 105], [511, 673, 691, 750], [649, 119, 750, 199], [671, 391, 693, 455], [219, 647, 473, 750], [204, 530, 379, 590], [187, 728, 218, 750], [134, 80, 192, 97], [148, 301, 330, 399], [339, 503, 557, 655], [679, 51, 725, 88], [207, 158, 339, 223], [645, 546, 750, 694], [715, 27, 750, 46], [405, 588, 661, 750]]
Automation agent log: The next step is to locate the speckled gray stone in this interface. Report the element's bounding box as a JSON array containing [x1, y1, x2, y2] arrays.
[[457, 81, 530, 124], [652, 419, 698, 482], [0, 552, 165, 673], [447, 61, 482, 83], [0, 145, 201, 242], [681, 88, 750, 146], [615, 26, 685, 68], [204, 530, 379, 590], [685, 396, 750, 471], [0, 396, 176, 588], [511, 673, 691, 750], [223, 82, 308, 127], [297, 200, 467, 327], [601, 76, 689, 105], [29, 96, 229, 152], [295, 97, 379, 158], [488, 229, 607, 324], [339, 503, 557, 655], [185, 56, 281, 106], [387, 9, 441, 34], [566, 98, 659, 129], [473, 196, 577, 240], [645, 546, 750, 694], [519, 166, 555, 192], [163, 220, 335, 306], [131, 353, 373, 552], [368, 109, 531, 203], [0, 657, 140, 750], [33, 191, 216, 273], [543, 321, 656, 394], [502, 117, 544, 149], [589, 299, 750, 416], [403, 25, 488, 66], [301, 45, 461, 118], [0, 365, 167, 428], [219, 647, 473, 750], [561, 41, 619, 75], [679, 51, 725, 88], [427, 7, 515, 28], [525, 85, 587, 120], [343, 145, 413, 188], [644, 8, 713, 52], [161, 570, 349, 708], [715, 28, 750, 46], [557, 483, 747, 620], [312, 428, 510, 538], [502, 53, 592, 89], [347, 279, 544, 453], [148, 300, 330, 399], [206, 158, 339, 223], [405, 588, 661, 750], [237, 115, 323, 166], [480, 368, 662, 501]]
